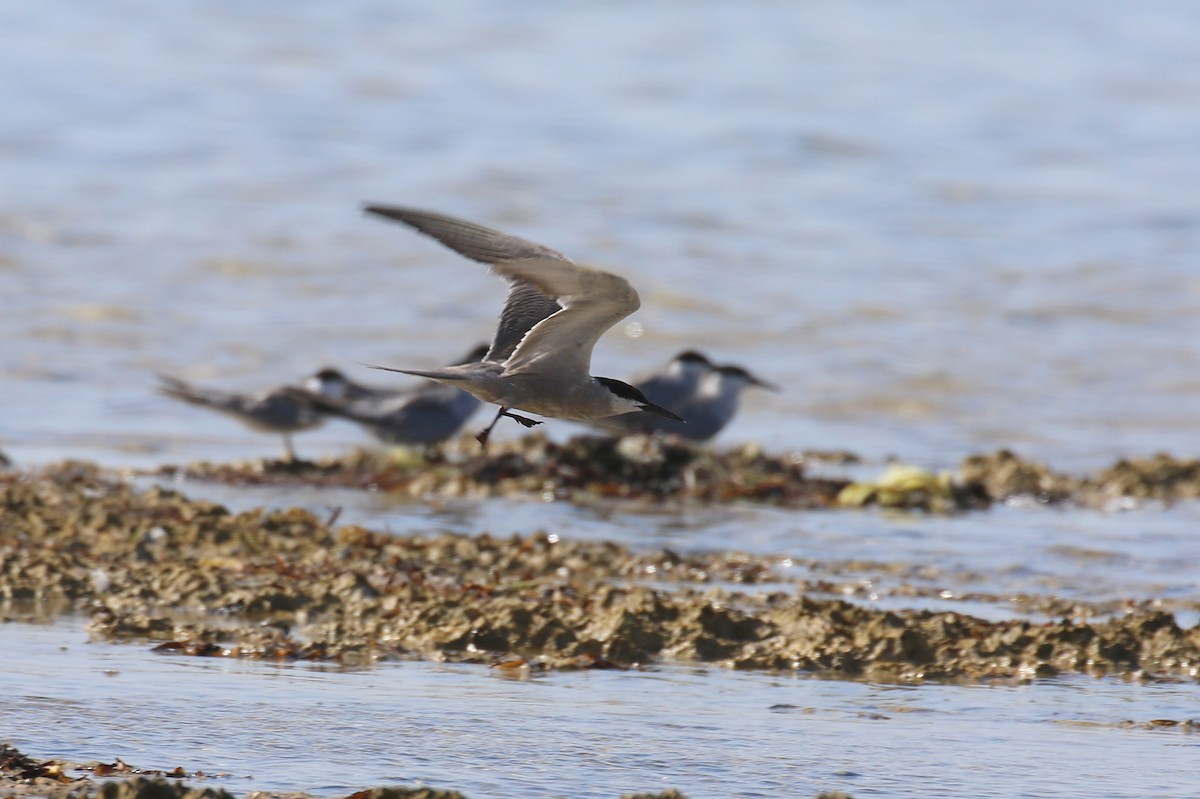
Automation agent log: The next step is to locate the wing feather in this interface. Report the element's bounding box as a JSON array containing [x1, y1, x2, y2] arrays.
[[364, 205, 563, 361], [493, 258, 640, 378]]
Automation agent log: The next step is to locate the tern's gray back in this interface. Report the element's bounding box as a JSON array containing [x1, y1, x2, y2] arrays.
[[315, 383, 480, 446], [637, 373, 694, 413], [371, 389, 480, 445], [364, 205, 564, 363]]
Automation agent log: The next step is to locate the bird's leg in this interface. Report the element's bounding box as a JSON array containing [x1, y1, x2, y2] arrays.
[[475, 406, 508, 448], [475, 406, 543, 448], [282, 433, 297, 462]]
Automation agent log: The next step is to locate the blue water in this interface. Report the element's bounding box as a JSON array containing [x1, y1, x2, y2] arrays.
[[2, 2, 1200, 797], [1, 0, 1198, 470]]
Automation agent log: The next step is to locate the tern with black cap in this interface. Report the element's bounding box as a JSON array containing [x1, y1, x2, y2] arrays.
[[364, 205, 685, 447]]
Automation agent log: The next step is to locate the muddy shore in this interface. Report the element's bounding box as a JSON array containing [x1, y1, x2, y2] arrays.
[[152, 434, 1200, 512], [3, 453, 1199, 682]]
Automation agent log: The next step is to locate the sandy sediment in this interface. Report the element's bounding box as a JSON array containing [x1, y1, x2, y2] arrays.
[[2, 460, 1198, 682]]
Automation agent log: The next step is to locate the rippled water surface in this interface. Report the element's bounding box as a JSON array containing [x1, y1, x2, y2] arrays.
[[2, 0, 1199, 470], [3, 1, 1200, 797], [2, 619, 1199, 799]]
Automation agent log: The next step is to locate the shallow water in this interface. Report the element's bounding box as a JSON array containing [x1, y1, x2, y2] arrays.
[[2, 618, 1198, 799], [3, 1, 1200, 797]]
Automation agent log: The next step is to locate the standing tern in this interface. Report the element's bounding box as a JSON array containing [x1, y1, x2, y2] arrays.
[[305, 367, 398, 404], [590, 349, 713, 435], [599, 360, 777, 441], [157, 368, 349, 460], [649, 363, 778, 441], [631, 350, 715, 417], [363, 205, 684, 446], [290, 345, 489, 447]]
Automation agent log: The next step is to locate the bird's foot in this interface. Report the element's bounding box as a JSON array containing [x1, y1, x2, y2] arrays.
[[503, 411, 543, 429]]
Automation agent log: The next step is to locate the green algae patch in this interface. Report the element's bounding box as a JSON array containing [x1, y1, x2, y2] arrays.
[[3, 462, 1200, 683], [835, 464, 980, 512], [843, 450, 1200, 511]]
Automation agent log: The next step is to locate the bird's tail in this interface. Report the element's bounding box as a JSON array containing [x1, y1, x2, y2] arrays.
[[368, 365, 471, 382], [156, 375, 226, 408]]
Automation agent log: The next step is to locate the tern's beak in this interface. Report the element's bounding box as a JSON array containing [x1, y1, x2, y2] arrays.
[[642, 402, 685, 422], [749, 374, 780, 392]]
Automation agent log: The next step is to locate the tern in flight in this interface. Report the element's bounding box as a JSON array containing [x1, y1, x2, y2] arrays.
[[364, 205, 684, 447]]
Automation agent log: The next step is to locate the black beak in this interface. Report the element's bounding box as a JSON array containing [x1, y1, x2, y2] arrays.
[[642, 403, 685, 422], [751, 374, 780, 392]]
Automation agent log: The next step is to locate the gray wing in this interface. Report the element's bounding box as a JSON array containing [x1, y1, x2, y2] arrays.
[[496, 258, 640, 378], [365, 205, 567, 262], [364, 205, 563, 362]]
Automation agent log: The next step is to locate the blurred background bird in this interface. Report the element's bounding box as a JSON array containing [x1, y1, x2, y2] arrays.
[[157, 368, 352, 461], [598, 355, 777, 442], [290, 344, 490, 448]]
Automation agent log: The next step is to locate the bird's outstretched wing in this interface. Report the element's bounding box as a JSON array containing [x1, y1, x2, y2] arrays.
[[364, 205, 564, 362], [493, 257, 640, 379]]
